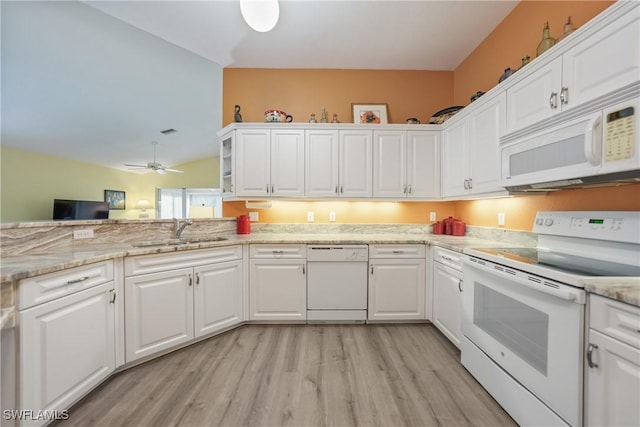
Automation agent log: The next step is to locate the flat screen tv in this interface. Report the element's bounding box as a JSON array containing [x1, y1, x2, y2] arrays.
[[52, 199, 109, 220]]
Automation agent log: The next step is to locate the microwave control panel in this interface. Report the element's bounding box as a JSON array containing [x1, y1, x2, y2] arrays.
[[605, 105, 635, 162]]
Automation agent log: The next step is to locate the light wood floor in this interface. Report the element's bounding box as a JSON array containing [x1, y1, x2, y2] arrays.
[[59, 324, 516, 427]]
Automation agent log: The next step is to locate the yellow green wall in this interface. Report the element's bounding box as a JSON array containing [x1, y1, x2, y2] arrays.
[[0, 145, 219, 222]]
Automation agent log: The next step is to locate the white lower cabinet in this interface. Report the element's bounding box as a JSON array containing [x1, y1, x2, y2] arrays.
[[18, 261, 116, 426], [125, 247, 243, 362], [368, 245, 426, 321], [431, 247, 463, 348], [586, 294, 640, 426], [249, 245, 307, 321]]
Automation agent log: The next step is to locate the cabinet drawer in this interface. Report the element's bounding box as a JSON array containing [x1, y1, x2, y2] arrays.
[[590, 294, 640, 349], [125, 246, 242, 276], [249, 244, 307, 259], [18, 260, 114, 310], [432, 247, 463, 270], [369, 244, 426, 258]]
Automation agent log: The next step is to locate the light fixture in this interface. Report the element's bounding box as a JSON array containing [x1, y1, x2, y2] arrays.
[[134, 199, 154, 219], [240, 0, 279, 32]]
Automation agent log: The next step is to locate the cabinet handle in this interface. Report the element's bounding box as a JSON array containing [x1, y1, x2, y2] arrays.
[[392, 250, 405, 254], [560, 87, 569, 105], [468, 178, 472, 189], [302, 265, 306, 275], [442, 255, 453, 261], [403, 185, 408, 195], [463, 179, 469, 190], [109, 289, 116, 304], [335, 186, 339, 194], [188, 274, 193, 286], [340, 185, 344, 194], [549, 92, 558, 109], [408, 185, 412, 194], [272, 250, 284, 254], [196, 273, 200, 285], [266, 184, 270, 194], [67, 276, 90, 285], [458, 279, 463, 293], [271, 184, 274, 194], [370, 265, 374, 275], [586, 343, 598, 368]]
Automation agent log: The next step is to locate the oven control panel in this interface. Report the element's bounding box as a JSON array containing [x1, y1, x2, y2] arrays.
[[533, 211, 640, 244]]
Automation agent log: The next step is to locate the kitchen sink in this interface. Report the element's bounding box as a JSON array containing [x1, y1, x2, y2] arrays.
[[131, 236, 228, 247]]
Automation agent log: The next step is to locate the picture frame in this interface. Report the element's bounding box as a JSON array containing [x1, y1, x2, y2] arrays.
[[104, 189, 126, 210], [352, 103, 389, 124]]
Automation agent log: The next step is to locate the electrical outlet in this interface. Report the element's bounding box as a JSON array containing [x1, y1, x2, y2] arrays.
[[498, 212, 506, 226], [429, 212, 437, 221], [307, 211, 315, 222], [73, 229, 94, 239], [329, 212, 336, 222], [249, 212, 259, 222]]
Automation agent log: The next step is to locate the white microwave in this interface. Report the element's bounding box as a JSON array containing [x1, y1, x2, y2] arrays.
[[500, 99, 639, 191]]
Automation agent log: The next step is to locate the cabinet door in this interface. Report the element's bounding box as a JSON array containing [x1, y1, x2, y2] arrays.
[[506, 56, 562, 133], [220, 131, 235, 198], [235, 129, 270, 197], [373, 130, 406, 197], [432, 262, 462, 348], [586, 329, 640, 426], [125, 268, 194, 362], [19, 283, 115, 417], [305, 129, 339, 197], [249, 259, 306, 321], [271, 129, 305, 197], [563, 8, 639, 112], [468, 93, 506, 195], [368, 259, 425, 321], [194, 260, 243, 337], [441, 118, 469, 197], [339, 130, 372, 197], [407, 131, 440, 198]]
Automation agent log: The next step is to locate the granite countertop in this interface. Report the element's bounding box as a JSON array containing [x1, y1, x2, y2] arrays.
[[2, 232, 638, 308], [0, 233, 508, 283]]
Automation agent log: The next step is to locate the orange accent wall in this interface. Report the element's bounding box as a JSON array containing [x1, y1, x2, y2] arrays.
[[453, 0, 613, 106], [224, 200, 457, 224], [222, 69, 453, 126]]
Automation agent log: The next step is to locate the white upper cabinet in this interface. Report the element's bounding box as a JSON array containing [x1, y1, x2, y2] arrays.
[[339, 130, 373, 197], [442, 93, 506, 198], [235, 128, 304, 197], [305, 129, 340, 196], [506, 3, 639, 134], [373, 130, 440, 199]]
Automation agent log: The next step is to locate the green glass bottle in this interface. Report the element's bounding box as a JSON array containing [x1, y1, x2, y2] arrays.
[[536, 21, 556, 57]]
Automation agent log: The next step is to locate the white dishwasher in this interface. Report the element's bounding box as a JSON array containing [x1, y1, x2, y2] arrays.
[[307, 245, 369, 322]]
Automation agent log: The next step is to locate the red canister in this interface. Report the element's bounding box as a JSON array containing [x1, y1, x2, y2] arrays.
[[432, 221, 444, 235], [237, 215, 250, 234], [444, 216, 455, 235], [452, 220, 466, 236]]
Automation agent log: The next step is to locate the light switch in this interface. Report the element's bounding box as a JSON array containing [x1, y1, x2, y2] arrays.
[[498, 212, 506, 226], [307, 211, 315, 222], [429, 212, 437, 221], [329, 212, 336, 222], [249, 212, 259, 221]]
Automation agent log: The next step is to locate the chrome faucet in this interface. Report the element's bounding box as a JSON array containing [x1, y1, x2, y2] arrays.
[[173, 218, 193, 238]]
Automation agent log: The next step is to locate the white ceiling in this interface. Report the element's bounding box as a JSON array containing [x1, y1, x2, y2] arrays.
[[1, 0, 519, 172]]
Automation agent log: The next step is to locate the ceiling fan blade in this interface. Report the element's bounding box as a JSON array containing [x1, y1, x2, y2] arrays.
[[164, 168, 184, 173], [124, 163, 149, 168], [156, 168, 167, 175]]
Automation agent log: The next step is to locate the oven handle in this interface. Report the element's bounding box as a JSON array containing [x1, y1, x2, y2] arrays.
[[463, 257, 586, 304]]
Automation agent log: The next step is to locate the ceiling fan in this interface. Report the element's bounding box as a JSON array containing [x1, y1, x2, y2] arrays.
[[125, 141, 183, 175]]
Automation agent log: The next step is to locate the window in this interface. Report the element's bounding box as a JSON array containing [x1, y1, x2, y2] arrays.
[[156, 188, 222, 219]]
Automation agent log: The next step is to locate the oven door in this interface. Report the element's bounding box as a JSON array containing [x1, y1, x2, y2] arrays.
[[462, 256, 585, 426]]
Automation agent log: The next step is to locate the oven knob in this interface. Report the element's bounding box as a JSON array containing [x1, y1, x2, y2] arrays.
[[544, 219, 554, 226], [536, 218, 543, 225]]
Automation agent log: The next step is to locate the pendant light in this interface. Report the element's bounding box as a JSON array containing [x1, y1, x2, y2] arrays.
[[240, 0, 279, 32]]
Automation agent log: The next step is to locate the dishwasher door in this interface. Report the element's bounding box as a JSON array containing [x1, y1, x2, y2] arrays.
[[307, 245, 368, 321]]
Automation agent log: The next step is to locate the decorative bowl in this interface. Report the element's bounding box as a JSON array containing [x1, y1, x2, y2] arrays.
[[265, 110, 293, 122]]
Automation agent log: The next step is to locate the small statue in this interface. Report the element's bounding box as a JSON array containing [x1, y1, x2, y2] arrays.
[[320, 107, 328, 123], [309, 113, 317, 123], [331, 114, 339, 123], [234, 105, 243, 122]]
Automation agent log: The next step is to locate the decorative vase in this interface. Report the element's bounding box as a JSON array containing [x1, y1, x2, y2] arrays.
[[557, 16, 575, 42], [520, 55, 531, 69], [536, 21, 556, 57], [498, 67, 515, 83], [331, 114, 339, 123], [309, 113, 317, 123]]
